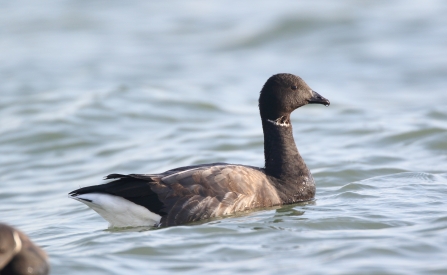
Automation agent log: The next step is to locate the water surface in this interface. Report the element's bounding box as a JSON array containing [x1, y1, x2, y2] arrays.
[[1, 1, 446, 274]]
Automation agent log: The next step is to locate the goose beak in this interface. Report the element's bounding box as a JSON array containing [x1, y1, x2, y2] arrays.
[[308, 91, 330, 106]]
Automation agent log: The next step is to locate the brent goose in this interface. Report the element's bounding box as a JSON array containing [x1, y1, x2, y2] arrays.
[[0, 223, 49, 275], [69, 73, 330, 227]]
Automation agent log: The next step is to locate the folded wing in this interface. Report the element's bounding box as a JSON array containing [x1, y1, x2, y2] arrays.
[[70, 163, 281, 227]]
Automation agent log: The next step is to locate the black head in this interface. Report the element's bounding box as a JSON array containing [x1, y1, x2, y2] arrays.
[[259, 73, 330, 122]]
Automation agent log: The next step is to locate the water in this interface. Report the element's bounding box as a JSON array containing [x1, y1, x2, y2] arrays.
[[1, 0, 447, 274]]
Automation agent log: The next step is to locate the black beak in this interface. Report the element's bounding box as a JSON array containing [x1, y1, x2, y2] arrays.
[[308, 91, 330, 106]]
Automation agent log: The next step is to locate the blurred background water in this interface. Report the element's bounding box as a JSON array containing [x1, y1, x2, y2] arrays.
[[1, 0, 447, 274]]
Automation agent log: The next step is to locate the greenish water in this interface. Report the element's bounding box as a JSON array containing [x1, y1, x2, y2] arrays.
[[1, 1, 446, 274]]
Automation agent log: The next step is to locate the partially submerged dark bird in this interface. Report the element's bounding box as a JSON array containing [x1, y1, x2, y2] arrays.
[[0, 223, 49, 275], [69, 73, 330, 227]]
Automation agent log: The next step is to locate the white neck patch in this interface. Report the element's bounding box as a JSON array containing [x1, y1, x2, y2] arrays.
[[13, 230, 22, 254], [267, 118, 290, 127]]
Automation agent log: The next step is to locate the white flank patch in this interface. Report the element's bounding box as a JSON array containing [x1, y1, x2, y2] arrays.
[[70, 193, 161, 228], [309, 89, 313, 97]]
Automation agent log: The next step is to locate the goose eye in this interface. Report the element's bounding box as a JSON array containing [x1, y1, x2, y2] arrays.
[[291, 85, 297, 90]]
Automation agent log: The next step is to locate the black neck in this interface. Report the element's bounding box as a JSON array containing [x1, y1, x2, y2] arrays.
[[261, 117, 310, 182]]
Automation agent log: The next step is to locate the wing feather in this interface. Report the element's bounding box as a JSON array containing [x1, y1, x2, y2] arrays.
[[70, 164, 281, 226]]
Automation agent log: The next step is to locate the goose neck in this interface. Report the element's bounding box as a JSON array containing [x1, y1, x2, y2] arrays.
[[262, 117, 309, 181]]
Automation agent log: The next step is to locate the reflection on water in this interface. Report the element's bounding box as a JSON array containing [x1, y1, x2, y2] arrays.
[[1, 0, 447, 274]]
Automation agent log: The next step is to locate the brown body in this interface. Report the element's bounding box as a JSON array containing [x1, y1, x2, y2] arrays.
[[104, 164, 284, 226]]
